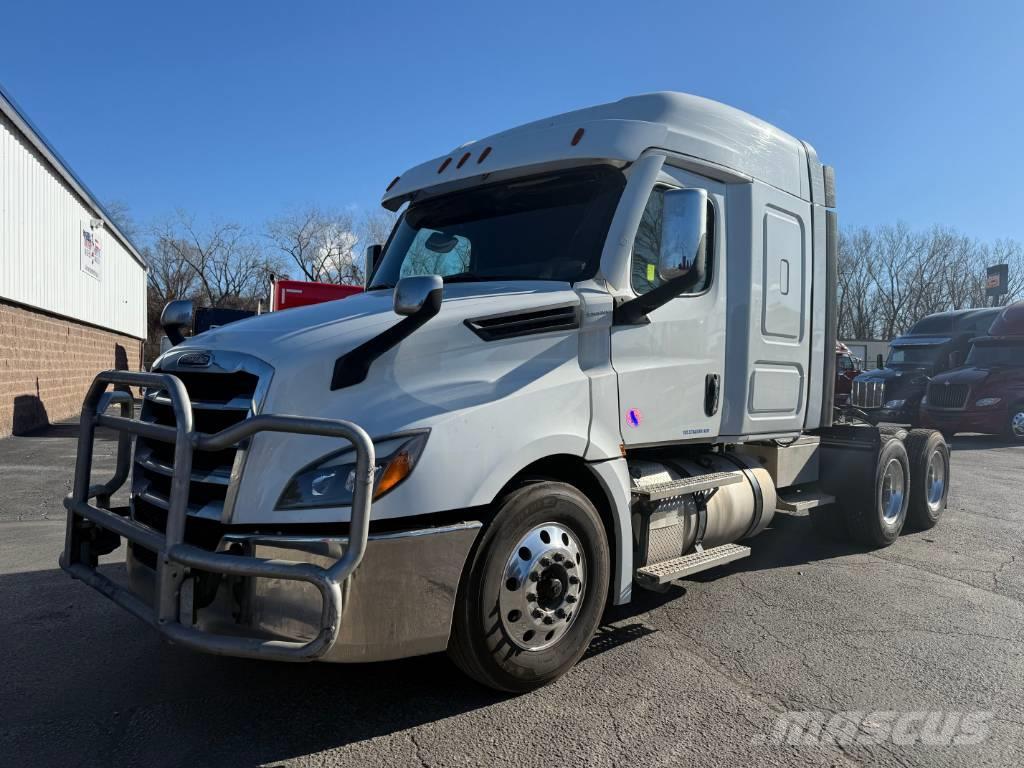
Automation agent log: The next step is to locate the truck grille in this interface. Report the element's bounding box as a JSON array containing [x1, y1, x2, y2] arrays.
[[851, 379, 886, 409], [927, 381, 970, 410], [131, 368, 260, 549]]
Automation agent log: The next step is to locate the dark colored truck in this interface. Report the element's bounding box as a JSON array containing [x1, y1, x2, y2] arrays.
[[922, 301, 1024, 440], [850, 308, 999, 425]]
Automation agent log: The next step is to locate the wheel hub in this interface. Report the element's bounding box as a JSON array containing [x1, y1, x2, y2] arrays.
[[926, 449, 945, 510], [500, 522, 586, 651], [1012, 411, 1024, 437], [881, 457, 905, 524]]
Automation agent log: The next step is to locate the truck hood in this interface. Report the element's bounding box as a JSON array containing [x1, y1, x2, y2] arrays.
[[165, 281, 577, 373], [854, 366, 930, 401], [931, 366, 1022, 389], [158, 280, 599, 523]]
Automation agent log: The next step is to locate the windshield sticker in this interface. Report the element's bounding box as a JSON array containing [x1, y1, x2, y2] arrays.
[[626, 408, 642, 428]]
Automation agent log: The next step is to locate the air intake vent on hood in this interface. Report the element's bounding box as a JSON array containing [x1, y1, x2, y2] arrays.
[[465, 303, 580, 341]]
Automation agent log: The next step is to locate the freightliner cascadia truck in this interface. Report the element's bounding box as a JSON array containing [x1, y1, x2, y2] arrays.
[[61, 92, 952, 692]]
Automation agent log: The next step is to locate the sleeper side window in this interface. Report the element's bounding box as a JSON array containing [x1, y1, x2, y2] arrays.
[[631, 186, 715, 296]]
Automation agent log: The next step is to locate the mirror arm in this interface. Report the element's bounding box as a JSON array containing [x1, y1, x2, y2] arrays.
[[613, 269, 701, 325]]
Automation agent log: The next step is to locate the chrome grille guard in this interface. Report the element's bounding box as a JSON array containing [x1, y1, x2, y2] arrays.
[[60, 370, 375, 662]]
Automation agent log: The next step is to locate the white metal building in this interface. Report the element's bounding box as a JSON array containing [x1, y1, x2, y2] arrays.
[[0, 83, 147, 436]]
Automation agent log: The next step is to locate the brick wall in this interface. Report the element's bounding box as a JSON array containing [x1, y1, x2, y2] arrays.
[[0, 299, 142, 437]]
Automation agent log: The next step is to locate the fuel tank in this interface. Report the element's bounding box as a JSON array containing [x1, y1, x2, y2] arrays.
[[629, 453, 776, 566]]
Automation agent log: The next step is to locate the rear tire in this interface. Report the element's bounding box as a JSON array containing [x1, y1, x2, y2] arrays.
[[448, 481, 610, 693], [843, 438, 911, 547], [904, 429, 950, 530]]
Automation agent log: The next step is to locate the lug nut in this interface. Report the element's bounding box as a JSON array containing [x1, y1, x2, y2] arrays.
[[529, 572, 539, 582], [569, 576, 579, 585], [565, 594, 577, 604], [526, 593, 537, 602], [553, 553, 563, 562], [532, 609, 543, 619], [543, 616, 554, 625], [564, 561, 575, 569], [555, 608, 566, 619], [539, 557, 551, 567]]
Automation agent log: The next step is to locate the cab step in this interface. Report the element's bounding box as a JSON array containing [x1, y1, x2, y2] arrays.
[[775, 487, 835, 511], [632, 471, 742, 502], [635, 543, 751, 587]]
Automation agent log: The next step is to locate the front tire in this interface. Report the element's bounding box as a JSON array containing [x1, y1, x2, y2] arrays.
[[448, 481, 610, 692], [1007, 403, 1024, 443]]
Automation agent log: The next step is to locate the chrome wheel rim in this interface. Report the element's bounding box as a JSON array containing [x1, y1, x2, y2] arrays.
[[499, 522, 586, 652], [1012, 411, 1024, 438], [926, 450, 946, 511], [880, 458, 906, 524]]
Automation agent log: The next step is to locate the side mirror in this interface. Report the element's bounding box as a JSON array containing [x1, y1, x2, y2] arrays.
[[659, 188, 708, 283], [364, 244, 383, 287], [393, 275, 444, 317], [160, 299, 194, 346]]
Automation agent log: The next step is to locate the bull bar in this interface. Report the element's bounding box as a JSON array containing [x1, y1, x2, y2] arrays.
[[60, 369, 375, 662]]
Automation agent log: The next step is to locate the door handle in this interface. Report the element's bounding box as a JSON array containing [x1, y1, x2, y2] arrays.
[[704, 373, 720, 417]]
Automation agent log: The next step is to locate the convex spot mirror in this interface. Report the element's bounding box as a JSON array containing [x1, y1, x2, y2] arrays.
[[659, 188, 708, 284], [393, 274, 444, 317]]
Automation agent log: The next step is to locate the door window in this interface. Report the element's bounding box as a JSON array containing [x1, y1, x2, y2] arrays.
[[631, 186, 715, 296]]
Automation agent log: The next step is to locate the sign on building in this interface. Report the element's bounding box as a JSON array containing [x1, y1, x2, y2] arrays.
[[81, 224, 102, 280], [986, 263, 1008, 299]]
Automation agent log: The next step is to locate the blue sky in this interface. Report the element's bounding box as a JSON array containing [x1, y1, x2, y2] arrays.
[[2, 0, 1023, 242]]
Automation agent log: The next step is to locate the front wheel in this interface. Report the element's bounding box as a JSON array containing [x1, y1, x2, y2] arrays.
[[448, 481, 610, 692]]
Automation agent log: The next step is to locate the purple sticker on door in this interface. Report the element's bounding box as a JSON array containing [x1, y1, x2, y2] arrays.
[[626, 408, 642, 428]]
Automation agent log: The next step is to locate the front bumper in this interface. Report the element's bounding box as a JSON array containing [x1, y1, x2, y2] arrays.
[[921, 407, 1005, 435], [60, 369, 479, 663], [855, 404, 919, 425], [125, 524, 480, 662]]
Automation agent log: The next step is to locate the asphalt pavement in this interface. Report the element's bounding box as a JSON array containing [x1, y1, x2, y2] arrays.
[[1, 421, 1022, 767]]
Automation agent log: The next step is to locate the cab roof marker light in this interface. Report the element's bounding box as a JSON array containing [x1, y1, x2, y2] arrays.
[[437, 157, 452, 173], [456, 151, 471, 169], [477, 146, 492, 163], [386, 176, 400, 192], [571, 128, 585, 146]]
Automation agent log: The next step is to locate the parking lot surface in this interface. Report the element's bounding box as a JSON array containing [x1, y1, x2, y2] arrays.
[[1, 421, 1022, 767]]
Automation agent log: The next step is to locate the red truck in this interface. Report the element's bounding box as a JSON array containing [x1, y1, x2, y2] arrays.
[[834, 342, 862, 405], [921, 301, 1024, 441], [271, 279, 363, 311]]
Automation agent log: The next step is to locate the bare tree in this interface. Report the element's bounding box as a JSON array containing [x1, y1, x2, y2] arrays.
[[152, 212, 271, 308], [265, 207, 363, 285], [837, 222, 1024, 339]]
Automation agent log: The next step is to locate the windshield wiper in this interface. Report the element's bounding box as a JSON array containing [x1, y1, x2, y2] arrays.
[[442, 273, 539, 284]]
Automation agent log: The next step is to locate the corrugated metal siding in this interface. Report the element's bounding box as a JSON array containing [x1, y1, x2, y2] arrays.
[[0, 111, 146, 339]]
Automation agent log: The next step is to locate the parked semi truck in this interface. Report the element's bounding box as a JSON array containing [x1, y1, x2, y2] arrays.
[[922, 301, 1024, 440], [61, 93, 952, 692], [850, 308, 999, 425]]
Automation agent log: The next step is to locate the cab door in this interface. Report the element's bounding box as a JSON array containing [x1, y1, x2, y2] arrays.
[[610, 167, 727, 446]]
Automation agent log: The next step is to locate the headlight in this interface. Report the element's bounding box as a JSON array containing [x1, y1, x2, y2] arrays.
[[277, 432, 428, 510], [884, 399, 906, 409], [975, 397, 1002, 407], [921, 395, 928, 405]]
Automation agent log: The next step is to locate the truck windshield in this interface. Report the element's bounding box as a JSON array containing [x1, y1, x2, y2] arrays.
[[966, 342, 1024, 367], [887, 346, 942, 367], [369, 166, 625, 289]]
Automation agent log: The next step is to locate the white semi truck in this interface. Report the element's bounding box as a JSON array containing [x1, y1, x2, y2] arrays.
[[61, 92, 951, 692]]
